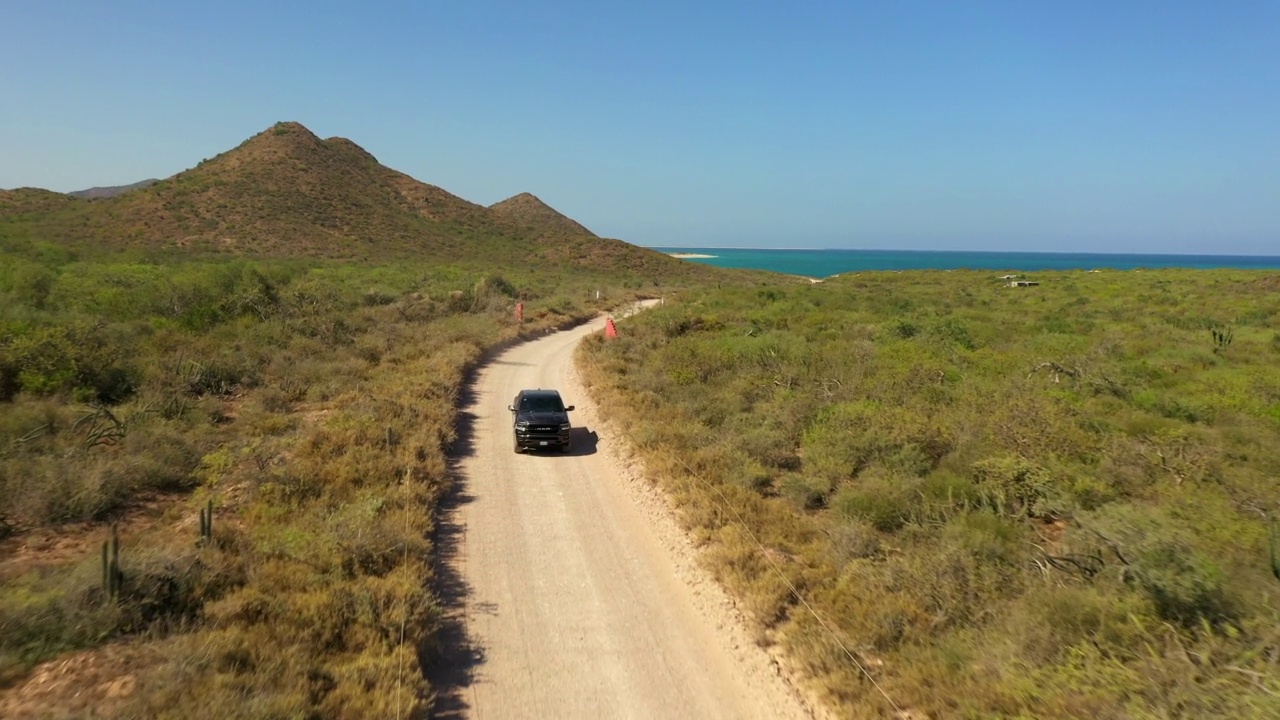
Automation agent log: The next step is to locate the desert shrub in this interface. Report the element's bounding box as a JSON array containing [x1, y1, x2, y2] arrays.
[[917, 469, 983, 519], [255, 387, 293, 414], [1129, 542, 1233, 627], [802, 401, 952, 484], [178, 356, 255, 397], [580, 268, 1280, 717], [1013, 585, 1154, 664], [831, 470, 919, 531], [940, 510, 1024, 566], [931, 317, 977, 350], [118, 427, 204, 493], [84, 364, 140, 404], [116, 541, 246, 633], [2, 455, 122, 524], [361, 288, 396, 306], [4, 262, 57, 310], [780, 473, 832, 510], [0, 422, 204, 525], [1062, 470, 1119, 510], [727, 413, 802, 472], [893, 319, 919, 339], [0, 563, 123, 685], [472, 273, 518, 301], [1081, 503, 1236, 627], [825, 519, 881, 568], [0, 323, 138, 402], [0, 355, 19, 401], [659, 313, 720, 338], [971, 455, 1054, 518], [1134, 388, 1216, 424]]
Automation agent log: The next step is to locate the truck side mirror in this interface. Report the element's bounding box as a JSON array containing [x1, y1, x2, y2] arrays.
[[507, 405, 515, 412], [565, 405, 575, 412]]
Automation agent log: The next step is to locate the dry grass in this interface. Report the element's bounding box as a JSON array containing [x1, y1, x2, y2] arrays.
[[0, 250, 683, 716], [577, 269, 1280, 719], [0, 118, 734, 716]]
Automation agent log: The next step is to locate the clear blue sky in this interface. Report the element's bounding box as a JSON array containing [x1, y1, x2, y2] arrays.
[[2, 1, 1276, 254]]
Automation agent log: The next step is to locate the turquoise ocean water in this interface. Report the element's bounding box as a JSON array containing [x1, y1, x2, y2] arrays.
[[651, 247, 1280, 278]]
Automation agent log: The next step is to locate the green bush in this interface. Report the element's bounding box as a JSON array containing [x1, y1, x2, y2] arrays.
[[893, 319, 919, 339], [580, 268, 1280, 718], [832, 470, 919, 531], [802, 401, 952, 484], [1083, 503, 1236, 627], [0, 558, 124, 684], [918, 469, 983, 519], [1013, 585, 1153, 664], [971, 455, 1053, 518], [0, 252, 643, 715]]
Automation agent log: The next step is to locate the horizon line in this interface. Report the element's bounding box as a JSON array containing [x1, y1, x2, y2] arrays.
[[644, 245, 1280, 259]]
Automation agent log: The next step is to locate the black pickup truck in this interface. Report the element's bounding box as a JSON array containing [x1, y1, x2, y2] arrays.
[[509, 388, 575, 453]]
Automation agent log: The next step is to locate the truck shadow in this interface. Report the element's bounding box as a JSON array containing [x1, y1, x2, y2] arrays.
[[519, 427, 599, 457], [567, 427, 599, 457]]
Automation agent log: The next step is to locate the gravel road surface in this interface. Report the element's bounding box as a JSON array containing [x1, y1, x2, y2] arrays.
[[434, 308, 815, 720]]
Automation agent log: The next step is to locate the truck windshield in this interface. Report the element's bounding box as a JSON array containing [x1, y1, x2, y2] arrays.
[[520, 395, 563, 413]]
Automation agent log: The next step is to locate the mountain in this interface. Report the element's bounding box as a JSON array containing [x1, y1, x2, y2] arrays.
[[0, 121, 704, 278], [0, 187, 78, 215], [490, 192, 597, 238], [68, 179, 160, 199], [79, 121, 504, 258]]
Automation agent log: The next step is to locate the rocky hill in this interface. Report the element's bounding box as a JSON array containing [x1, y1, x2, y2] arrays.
[[67, 179, 159, 199], [0, 122, 704, 278], [490, 192, 597, 238]]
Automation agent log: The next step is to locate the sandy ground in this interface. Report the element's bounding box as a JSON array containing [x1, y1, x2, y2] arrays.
[[431, 306, 816, 720]]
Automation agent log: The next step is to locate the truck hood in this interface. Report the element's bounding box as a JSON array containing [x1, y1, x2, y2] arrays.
[[515, 411, 569, 425]]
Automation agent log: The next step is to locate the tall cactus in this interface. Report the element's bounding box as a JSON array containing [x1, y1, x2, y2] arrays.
[[199, 498, 213, 545], [101, 523, 121, 601], [1212, 325, 1234, 354], [1270, 518, 1280, 582]]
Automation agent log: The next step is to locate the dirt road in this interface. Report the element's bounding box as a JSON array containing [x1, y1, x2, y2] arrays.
[[434, 309, 814, 720]]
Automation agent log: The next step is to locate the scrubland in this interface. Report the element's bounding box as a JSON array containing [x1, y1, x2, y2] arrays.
[[578, 268, 1280, 718], [0, 240, 660, 717], [7, 231, 1278, 720]]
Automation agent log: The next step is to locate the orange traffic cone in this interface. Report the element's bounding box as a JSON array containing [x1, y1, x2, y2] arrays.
[[604, 317, 618, 339]]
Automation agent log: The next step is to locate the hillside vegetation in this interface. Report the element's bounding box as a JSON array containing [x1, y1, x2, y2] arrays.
[[0, 120, 725, 717], [0, 245, 698, 717], [67, 180, 159, 200], [0, 121, 705, 282], [490, 191, 597, 238], [579, 269, 1280, 718]]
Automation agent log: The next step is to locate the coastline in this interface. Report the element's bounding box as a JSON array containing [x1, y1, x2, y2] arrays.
[[647, 246, 1279, 258], [651, 247, 1280, 274]]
